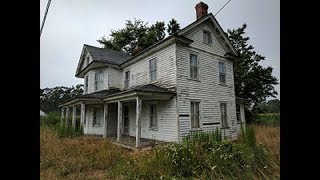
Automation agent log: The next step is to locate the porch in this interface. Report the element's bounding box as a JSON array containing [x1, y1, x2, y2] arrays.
[[59, 84, 176, 148]]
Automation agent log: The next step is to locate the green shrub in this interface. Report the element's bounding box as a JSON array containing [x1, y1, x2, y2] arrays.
[[255, 113, 280, 126]]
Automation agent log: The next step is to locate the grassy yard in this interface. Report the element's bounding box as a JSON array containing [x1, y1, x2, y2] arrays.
[[40, 124, 280, 179]]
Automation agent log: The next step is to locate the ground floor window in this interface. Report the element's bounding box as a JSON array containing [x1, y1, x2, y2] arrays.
[[150, 104, 158, 129], [220, 103, 228, 128], [190, 101, 200, 129], [93, 107, 103, 126]]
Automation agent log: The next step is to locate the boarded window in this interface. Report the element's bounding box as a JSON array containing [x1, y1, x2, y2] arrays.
[[149, 58, 157, 82], [93, 107, 103, 126], [219, 62, 226, 84], [190, 101, 200, 128], [85, 76, 88, 93], [94, 71, 103, 91], [86, 56, 90, 66], [124, 71, 130, 89], [190, 54, 198, 79], [203, 31, 212, 44], [150, 104, 158, 129], [220, 103, 228, 128]]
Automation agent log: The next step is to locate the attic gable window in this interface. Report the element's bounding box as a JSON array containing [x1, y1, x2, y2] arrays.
[[149, 58, 157, 82], [94, 71, 103, 91], [190, 54, 198, 79], [86, 56, 90, 66], [203, 30, 212, 44], [219, 62, 226, 84]]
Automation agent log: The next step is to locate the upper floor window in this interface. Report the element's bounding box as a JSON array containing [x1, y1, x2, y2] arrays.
[[149, 58, 157, 82], [220, 103, 228, 128], [190, 54, 198, 79], [219, 62, 226, 84], [203, 31, 212, 44], [124, 70, 130, 89], [85, 76, 88, 93], [190, 101, 200, 129], [95, 71, 103, 91], [93, 107, 102, 126], [150, 104, 158, 129]]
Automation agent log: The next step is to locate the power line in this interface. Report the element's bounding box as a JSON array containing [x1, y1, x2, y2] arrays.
[[40, 0, 52, 37], [214, 0, 231, 17]]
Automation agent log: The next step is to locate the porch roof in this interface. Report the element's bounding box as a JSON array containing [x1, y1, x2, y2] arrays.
[[59, 84, 176, 107]]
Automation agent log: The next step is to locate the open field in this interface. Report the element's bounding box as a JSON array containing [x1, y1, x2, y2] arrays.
[[40, 124, 280, 179]]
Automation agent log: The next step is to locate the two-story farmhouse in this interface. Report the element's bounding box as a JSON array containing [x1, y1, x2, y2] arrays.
[[59, 2, 247, 147]]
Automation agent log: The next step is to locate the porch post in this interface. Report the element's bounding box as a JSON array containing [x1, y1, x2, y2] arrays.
[[72, 105, 76, 129], [117, 101, 122, 142], [65, 107, 70, 126], [240, 103, 246, 131], [80, 103, 85, 130], [136, 97, 142, 148], [60, 108, 65, 126], [103, 103, 108, 138]]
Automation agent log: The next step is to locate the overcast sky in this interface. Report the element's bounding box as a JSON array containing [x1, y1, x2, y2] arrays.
[[40, 0, 279, 99]]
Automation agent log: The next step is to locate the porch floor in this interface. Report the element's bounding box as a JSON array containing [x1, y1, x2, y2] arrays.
[[82, 134, 167, 150]]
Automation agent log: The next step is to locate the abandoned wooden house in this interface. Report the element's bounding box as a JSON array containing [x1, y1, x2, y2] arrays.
[[59, 2, 247, 147]]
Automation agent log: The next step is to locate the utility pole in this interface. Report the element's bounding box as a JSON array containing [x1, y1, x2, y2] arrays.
[[40, 0, 52, 37]]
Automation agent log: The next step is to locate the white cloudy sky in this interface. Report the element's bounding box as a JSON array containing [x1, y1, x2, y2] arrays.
[[40, 0, 280, 99]]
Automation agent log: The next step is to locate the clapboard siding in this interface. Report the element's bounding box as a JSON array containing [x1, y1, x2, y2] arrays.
[[83, 105, 104, 135], [123, 44, 176, 90], [176, 41, 237, 141], [108, 67, 123, 89], [123, 97, 178, 142], [184, 23, 227, 57]]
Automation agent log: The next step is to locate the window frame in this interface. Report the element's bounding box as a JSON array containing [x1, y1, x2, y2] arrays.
[[203, 30, 212, 45], [149, 58, 157, 82], [149, 103, 158, 130], [93, 107, 103, 127], [86, 56, 90, 66], [94, 71, 103, 91], [124, 70, 130, 89], [190, 100, 201, 130], [219, 61, 226, 85], [189, 53, 199, 80], [236, 103, 241, 123], [84, 75, 89, 94], [220, 102, 229, 129]]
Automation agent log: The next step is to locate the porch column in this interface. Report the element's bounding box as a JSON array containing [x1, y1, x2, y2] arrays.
[[65, 107, 70, 126], [80, 103, 85, 129], [136, 97, 142, 148], [103, 103, 108, 138], [60, 108, 65, 126], [117, 101, 122, 142], [72, 105, 76, 129], [240, 103, 246, 131]]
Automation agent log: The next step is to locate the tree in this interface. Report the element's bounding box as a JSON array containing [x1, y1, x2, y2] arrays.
[[40, 85, 84, 113], [167, 18, 180, 35], [257, 99, 280, 113], [226, 24, 278, 111], [97, 18, 179, 55]]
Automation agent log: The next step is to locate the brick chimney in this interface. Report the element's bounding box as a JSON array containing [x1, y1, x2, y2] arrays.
[[195, 2, 208, 20]]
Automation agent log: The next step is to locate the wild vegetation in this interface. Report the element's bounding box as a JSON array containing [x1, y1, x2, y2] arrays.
[[40, 115, 280, 179]]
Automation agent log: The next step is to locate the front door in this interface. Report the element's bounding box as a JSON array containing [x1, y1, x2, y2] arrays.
[[123, 105, 129, 135]]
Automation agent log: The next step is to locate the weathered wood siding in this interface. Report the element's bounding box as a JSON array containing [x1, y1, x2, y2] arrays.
[[83, 105, 104, 135], [81, 53, 93, 70], [83, 68, 108, 94], [176, 22, 237, 141], [122, 97, 178, 142], [108, 67, 123, 90], [122, 44, 176, 90], [184, 23, 227, 57]]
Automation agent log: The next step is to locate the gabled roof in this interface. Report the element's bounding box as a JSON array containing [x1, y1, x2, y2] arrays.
[[177, 13, 238, 56], [84, 44, 132, 65]]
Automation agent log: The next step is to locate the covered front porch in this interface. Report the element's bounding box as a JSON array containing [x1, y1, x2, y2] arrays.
[[59, 84, 176, 148]]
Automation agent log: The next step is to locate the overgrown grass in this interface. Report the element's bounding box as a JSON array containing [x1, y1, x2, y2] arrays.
[[40, 125, 280, 179], [254, 113, 280, 126]]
